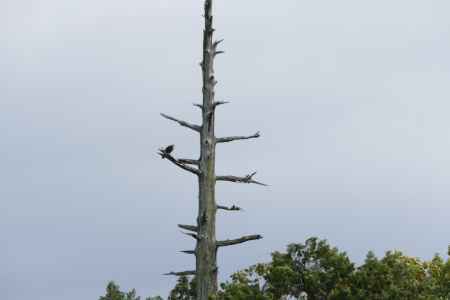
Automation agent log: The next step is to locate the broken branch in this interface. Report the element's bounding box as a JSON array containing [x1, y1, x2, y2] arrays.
[[158, 150, 201, 175], [178, 224, 198, 232], [181, 231, 198, 240], [164, 270, 196, 276], [180, 250, 196, 255], [216, 131, 260, 144], [193, 103, 203, 110], [216, 172, 268, 186], [160, 113, 201, 132], [177, 158, 199, 165], [214, 50, 225, 57], [217, 205, 242, 211], [213, 101, 230, 108], [217, 234, 263, 248], [213, 39, 224, 49]]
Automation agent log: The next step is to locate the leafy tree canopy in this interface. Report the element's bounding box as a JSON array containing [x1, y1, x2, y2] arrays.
[[102, 237, 450, 300]]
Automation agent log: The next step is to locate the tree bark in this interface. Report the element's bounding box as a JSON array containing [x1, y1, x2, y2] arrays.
[[196, 0, 218, 299]]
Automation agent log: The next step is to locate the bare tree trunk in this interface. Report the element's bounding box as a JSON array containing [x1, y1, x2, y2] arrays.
[[196, 1, 218, 297], [159, 1, 266, 299]]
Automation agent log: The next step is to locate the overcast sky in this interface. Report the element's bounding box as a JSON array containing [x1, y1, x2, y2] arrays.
[[2, 0, 450, 299]]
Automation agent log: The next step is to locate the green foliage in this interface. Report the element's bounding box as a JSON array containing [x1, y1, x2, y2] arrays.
[[283, 237, 355, 299], [218, 268, 270, 300], [103, 238, 450, 300], [216, 237, 354, 300], [347, 250, 450, 300], [216, 237, 450, 300], [351, 251, 423, 299], [168, 276, 196, 300], [99, 281, 162, 300], [99, 282, 127, 300]]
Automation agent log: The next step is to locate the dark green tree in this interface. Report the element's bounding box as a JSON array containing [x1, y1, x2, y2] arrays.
[[168, 276, 196, 300], [99, 281, 162, 300], [349, 250, 450, 300], [218, 268, 269, 300], [265, 237, 354, 299], [99, 282, 128, 300], [215, 237, 450, 300], [217, 237, 354, 300]]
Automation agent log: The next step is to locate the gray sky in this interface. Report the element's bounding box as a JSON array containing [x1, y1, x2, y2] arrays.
[[2, 0, 450, 299]]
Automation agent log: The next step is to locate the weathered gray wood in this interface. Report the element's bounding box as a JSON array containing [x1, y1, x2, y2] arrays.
[[160, 113, 201, 132], [177, 158, 199, 165], [216, 172, 268, 186], [177, 224, 198, 232], [217, 204, 242, 211], [213, 100, 229, 108], [213, 39, 224, 48], [196, 0, 218, 298], [193, 103, 204, 109], [217, 235, 263, 247], [216, 131, 260, 144], [181, 231, 199, 240], [164, 270, 196, 276], [157, 150, 201, 175]]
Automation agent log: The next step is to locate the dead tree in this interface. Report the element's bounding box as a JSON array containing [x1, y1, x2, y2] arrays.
[[159, 1, 266, 299]]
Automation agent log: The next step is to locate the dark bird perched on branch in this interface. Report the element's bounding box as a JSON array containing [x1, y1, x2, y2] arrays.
[[165, 144, 175, 154], [160, 144, 175, 159]]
